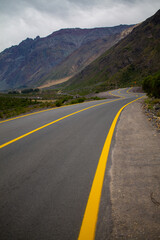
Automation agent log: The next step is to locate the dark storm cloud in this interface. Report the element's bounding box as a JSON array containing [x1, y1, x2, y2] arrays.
[[0, 0, 160, 51]]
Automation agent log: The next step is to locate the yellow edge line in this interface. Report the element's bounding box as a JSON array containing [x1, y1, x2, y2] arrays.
[[0, 107, 56, 124], [0, 98, 122, 149], [78, 96, 144, 240], [0, 102, 85, 124], [0, 88, 128, 124]]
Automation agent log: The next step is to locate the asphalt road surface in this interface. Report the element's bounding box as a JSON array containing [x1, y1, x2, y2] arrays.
[[0, 88, 144, 240]]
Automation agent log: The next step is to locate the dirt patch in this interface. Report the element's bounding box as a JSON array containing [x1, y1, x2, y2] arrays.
[[38, 76, 73, 89], [110, 100, 160, 239]]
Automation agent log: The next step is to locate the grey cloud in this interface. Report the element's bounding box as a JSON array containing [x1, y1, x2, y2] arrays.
[[1, 0, 159, 16], [0, 0, 159, 52]]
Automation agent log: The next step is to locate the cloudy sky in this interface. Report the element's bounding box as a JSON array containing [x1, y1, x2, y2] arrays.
[[0, 0, 160, 52]]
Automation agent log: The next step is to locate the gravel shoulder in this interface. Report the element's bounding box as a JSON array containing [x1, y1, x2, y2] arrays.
[[110, 100, 160, 239]]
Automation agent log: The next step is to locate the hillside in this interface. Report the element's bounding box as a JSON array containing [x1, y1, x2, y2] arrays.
[[64, 10, 160, 92], [0, 25, 132, 91], [39, 25, 135, 88]]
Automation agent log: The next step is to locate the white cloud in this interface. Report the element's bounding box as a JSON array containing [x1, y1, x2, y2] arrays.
[[0, 0, 159, 52]]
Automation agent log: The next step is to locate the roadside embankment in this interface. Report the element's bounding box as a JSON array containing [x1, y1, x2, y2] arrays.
[[110, 100, 160, 239], [143, 98, 160, 132]]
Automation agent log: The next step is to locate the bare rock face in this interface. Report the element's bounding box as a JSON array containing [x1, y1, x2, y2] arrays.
[[0, 25, 133, 90]]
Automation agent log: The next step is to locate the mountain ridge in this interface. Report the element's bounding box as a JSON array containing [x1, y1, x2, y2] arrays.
[[38, 25, 136, 88], [64, 9, 160, 92], [0, 24, 133, 91]]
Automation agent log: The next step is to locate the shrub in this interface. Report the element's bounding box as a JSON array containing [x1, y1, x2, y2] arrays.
[[142, 72, 160, 98], [21, 88, 39, 94], [91, 96, 101, 100], [70, 98, 85, 104], [55, 100, 63, 107]]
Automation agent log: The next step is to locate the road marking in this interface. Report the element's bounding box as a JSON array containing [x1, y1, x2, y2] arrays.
[[78, 96, 144, 240], [0, 88, 128, 124], [126, 87, 132, 93], [0, 103, 84, 124], [1, 99, 110, 124], [109, 89, 125, 98], [127, 88, 142, 98], [0, 98, 122, 149]]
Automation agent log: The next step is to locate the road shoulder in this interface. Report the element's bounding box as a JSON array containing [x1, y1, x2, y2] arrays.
[[110, 100, 160, 239]]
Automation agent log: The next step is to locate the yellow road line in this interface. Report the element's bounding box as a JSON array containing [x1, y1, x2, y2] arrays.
[[118, 88, 127, 95], [78, 96, 144, 240], [126, 88, 141, 98], [0, 89, 128, 124], [126, 87, 132, 93], [118, 88, 132, 96], [0, 103, 80, 124], [109, 90, 124, 98], [109, 88, 131, 98], [0, 98, 122, 149]]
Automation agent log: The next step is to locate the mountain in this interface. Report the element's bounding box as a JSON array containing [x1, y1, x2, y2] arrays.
[[39, 25, 136, 88], [0, 25, 133, 91], [64, 10, 160, 92]]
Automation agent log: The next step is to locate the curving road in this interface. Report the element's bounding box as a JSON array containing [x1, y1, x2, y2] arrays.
[[0, 88, 144, 240]]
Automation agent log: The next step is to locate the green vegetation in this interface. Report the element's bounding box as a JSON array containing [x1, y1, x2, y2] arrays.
[[54, 97, 86, 107], [55, 95, 74, 107], [0, 90, 102, 119], [61, 10, 160, 93], [70, 97, 86, 104], [21, 88, 40, 94], [0, 96, 40, 119], [144, 98, 160, 111], [90, 96, 102, 100], [142, 72, 160, 98], [144, 98, 160, 118]]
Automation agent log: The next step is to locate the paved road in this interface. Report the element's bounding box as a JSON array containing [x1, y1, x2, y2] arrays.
[[0, 88, 144, 240]]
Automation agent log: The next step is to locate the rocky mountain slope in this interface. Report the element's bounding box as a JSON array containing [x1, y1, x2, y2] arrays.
[[0, 25, 133, 90], [64, 10, 160, 92], [39, 25, 136, 88]]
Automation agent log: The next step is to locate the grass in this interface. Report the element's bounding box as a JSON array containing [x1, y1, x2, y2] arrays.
[[0, 92, 103, 120], [0, 95, 55, 119]]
